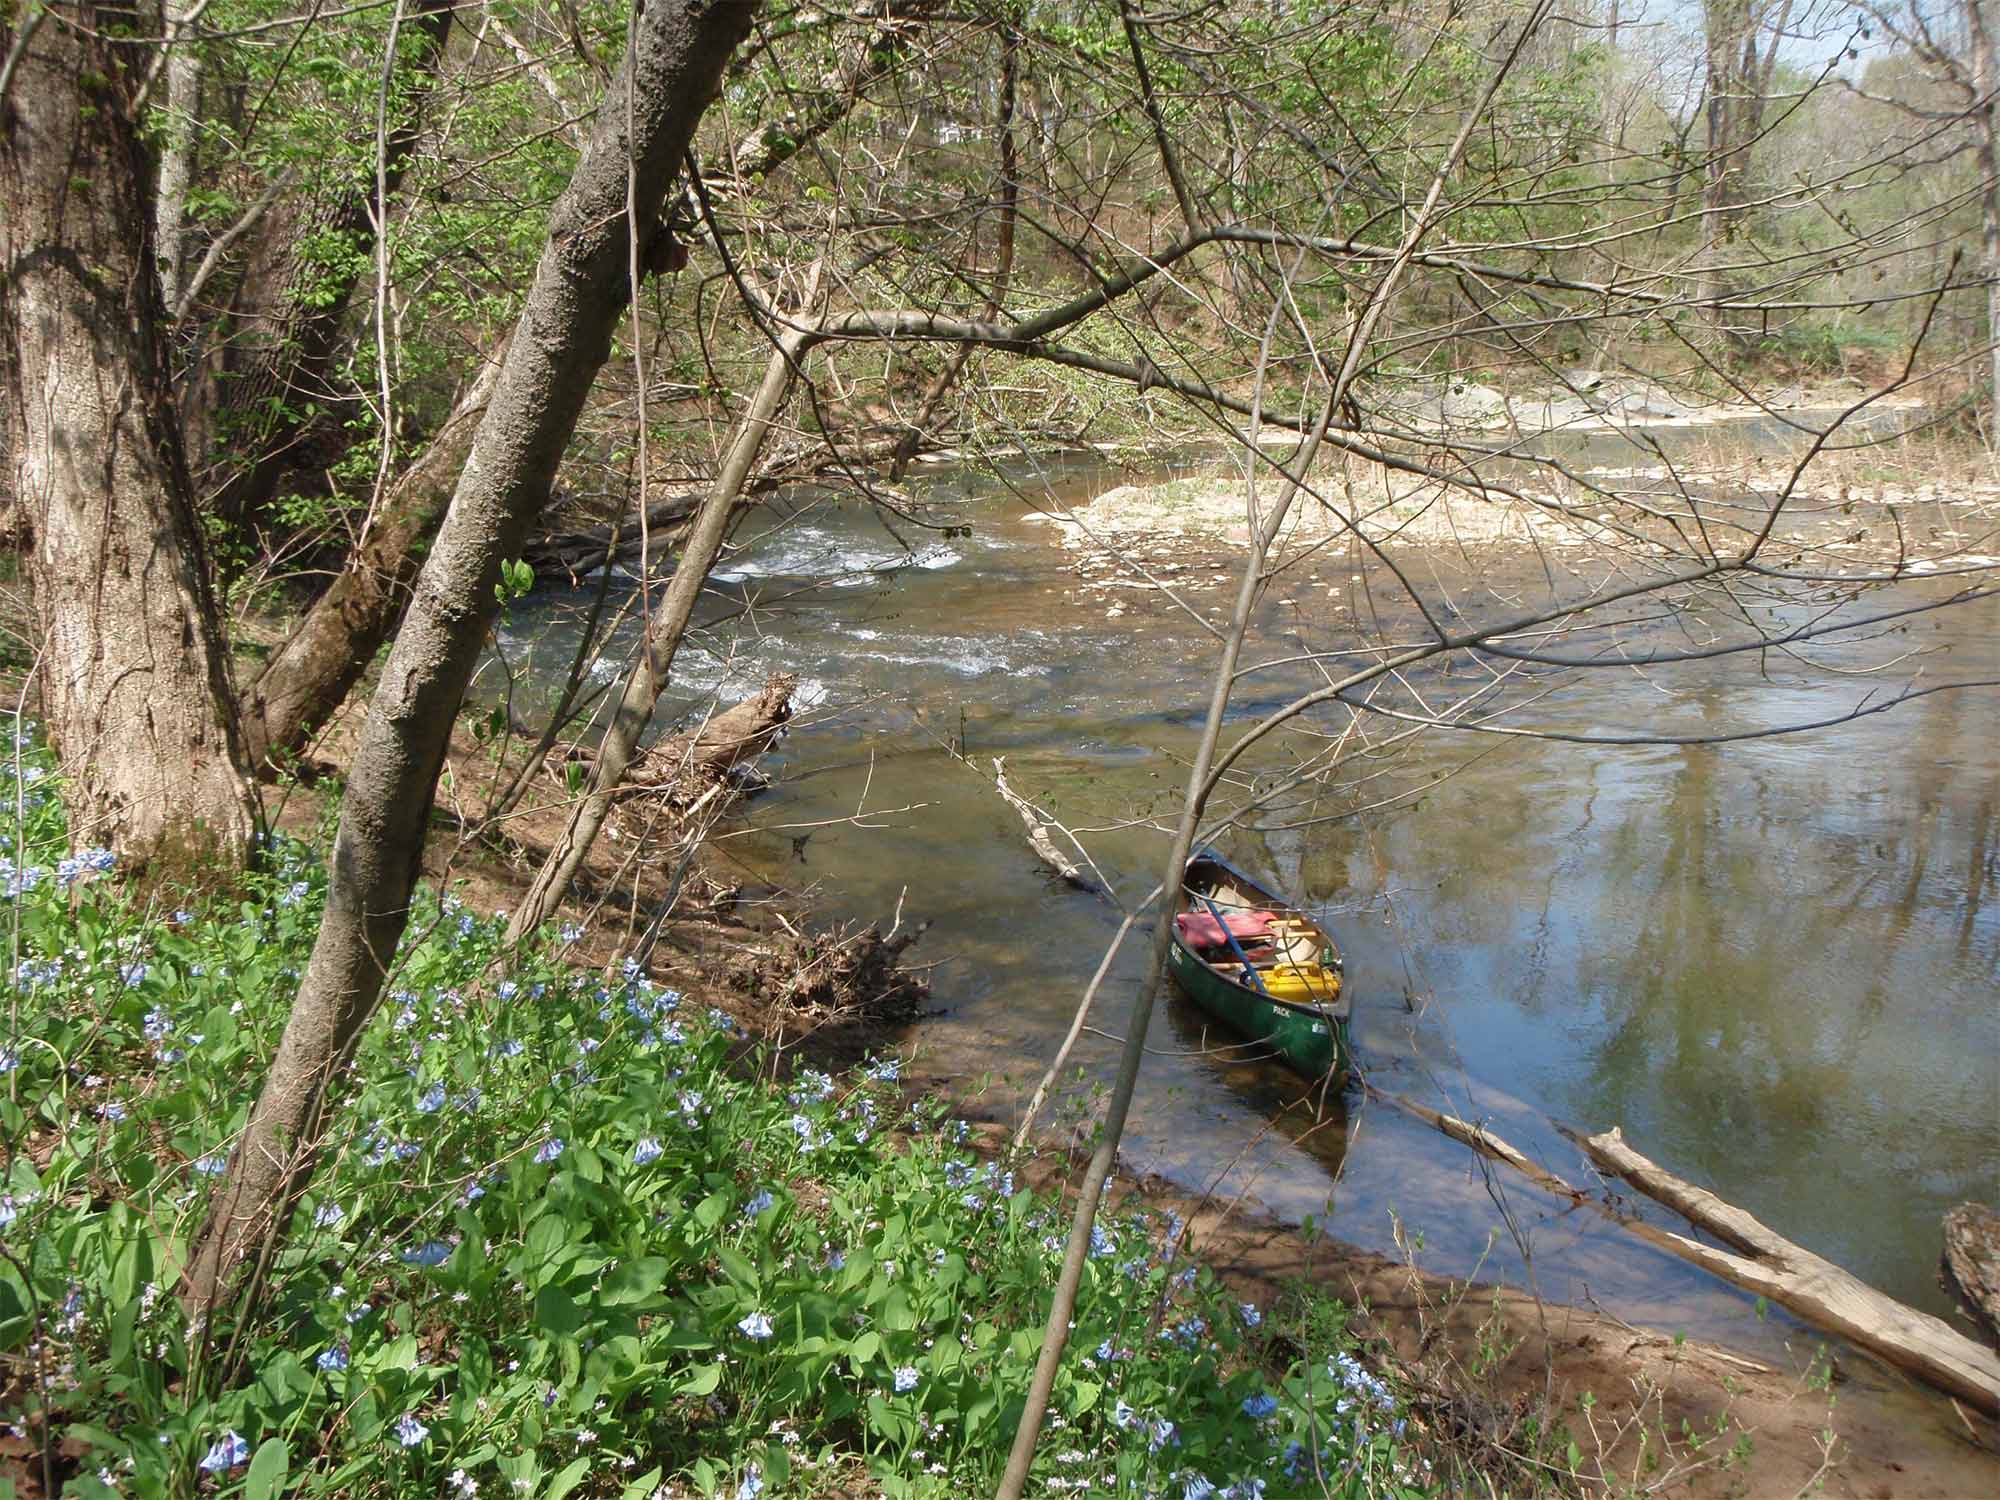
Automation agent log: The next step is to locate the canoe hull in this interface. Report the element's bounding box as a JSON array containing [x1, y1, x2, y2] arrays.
[[1167, 854, 1352, 1084]]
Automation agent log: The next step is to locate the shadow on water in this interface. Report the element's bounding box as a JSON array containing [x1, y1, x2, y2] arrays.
[[497, 422, 1999, 1366]]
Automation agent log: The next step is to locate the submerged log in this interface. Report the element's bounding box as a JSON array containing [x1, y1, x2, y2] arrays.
[[991, 756, 1105, 896], [1582, 1127, 2000, 1416], [1942, 1203, 2000, 1349]]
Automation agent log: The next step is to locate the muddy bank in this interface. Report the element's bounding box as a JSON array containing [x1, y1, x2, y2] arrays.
[[932, 1105, 2000, 1500]]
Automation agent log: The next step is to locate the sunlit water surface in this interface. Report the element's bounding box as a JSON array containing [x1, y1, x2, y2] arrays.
[[497, 427, 1999, 1389]]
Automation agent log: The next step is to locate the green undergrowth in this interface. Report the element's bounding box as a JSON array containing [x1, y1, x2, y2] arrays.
[[1, 728, 1436, 1500]]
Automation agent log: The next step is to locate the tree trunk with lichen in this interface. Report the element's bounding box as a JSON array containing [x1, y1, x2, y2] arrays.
[[1, 3, 257, 878]]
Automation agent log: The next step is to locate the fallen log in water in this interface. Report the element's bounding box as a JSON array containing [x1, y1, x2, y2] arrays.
[[524, 492, 708, 578], [549, 673, 796, 804], [1580, 1126, 2000, 1416], [991, 756, 1106, 896], [1942, 1203, 2000, 1348], [1364, 1086, 2000, 1414]]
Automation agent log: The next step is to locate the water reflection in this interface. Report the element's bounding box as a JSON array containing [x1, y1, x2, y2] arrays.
[[500, 436, 1999, 1348]]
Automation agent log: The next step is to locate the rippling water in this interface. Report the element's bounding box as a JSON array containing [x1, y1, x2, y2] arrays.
[[498, 432, 1999, 1365]]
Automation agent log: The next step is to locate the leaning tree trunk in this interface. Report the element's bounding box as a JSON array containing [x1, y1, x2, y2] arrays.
[[236, 0, 908, 774], [504, 323, 809, 943], [1, 3, 257, 877], [183, 0, 761, 1318], [236, 357, 500, 771]]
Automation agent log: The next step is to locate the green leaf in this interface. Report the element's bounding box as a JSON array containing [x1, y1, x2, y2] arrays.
[[534, 1284, 585, 1337], [677, 1362, 723, 1397], [693, 1191, 730, 1231], [244, 1438, 289, 1500], [714, 1246, 759, 1293], [600, 1257, 669, 1306], [543, 1457, 590, 1500]]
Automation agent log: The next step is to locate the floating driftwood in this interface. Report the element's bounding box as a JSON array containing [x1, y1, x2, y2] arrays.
[[1581, 1126, 2000, 1416], [1942, 1203, 2000, 1348], [1365, 1087, 2000, 1414]]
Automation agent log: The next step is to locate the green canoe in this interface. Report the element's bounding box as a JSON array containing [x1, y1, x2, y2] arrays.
[[1166, 851, 1352, 1084]]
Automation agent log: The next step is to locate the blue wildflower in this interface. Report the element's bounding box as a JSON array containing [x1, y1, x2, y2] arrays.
[[1150, 1417, 1178, 1452], [736, 1466, 764, 1500], [119, 962, 148, 988], [193, 1153, 227, 1176], [394, 1413, 429, 1448], [198, 1432, 250, 1471], [400, 1240, 452, 1267], [790, 1069, 833, 1104], [892, 1365, 920, 1393], [1241, 1392, 1279, 1420], [1238, 1301, 1262, 1329], [632, 1137, 663, 1166], [317, 1345, 349, 1373], [742, 1189, 774, 1219], [533, 1138, 564, 1164], [737, 1311, 773, 1340], [416, 1083, 447, 1114]]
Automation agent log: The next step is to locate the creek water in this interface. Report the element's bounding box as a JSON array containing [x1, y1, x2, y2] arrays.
[[498, 424, 1999, 1379]]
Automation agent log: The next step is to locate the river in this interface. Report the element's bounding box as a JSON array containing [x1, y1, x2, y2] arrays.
[[497, 425, 2000, 1375]]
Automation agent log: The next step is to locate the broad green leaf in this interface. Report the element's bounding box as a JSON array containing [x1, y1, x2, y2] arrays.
[[244, 1438, 289, 1500], [599, 1257, 668, 1306], [543, 1457, 590, 1500], [534, 1284, 585, 1337], [676, 1362, 723, 1397]]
